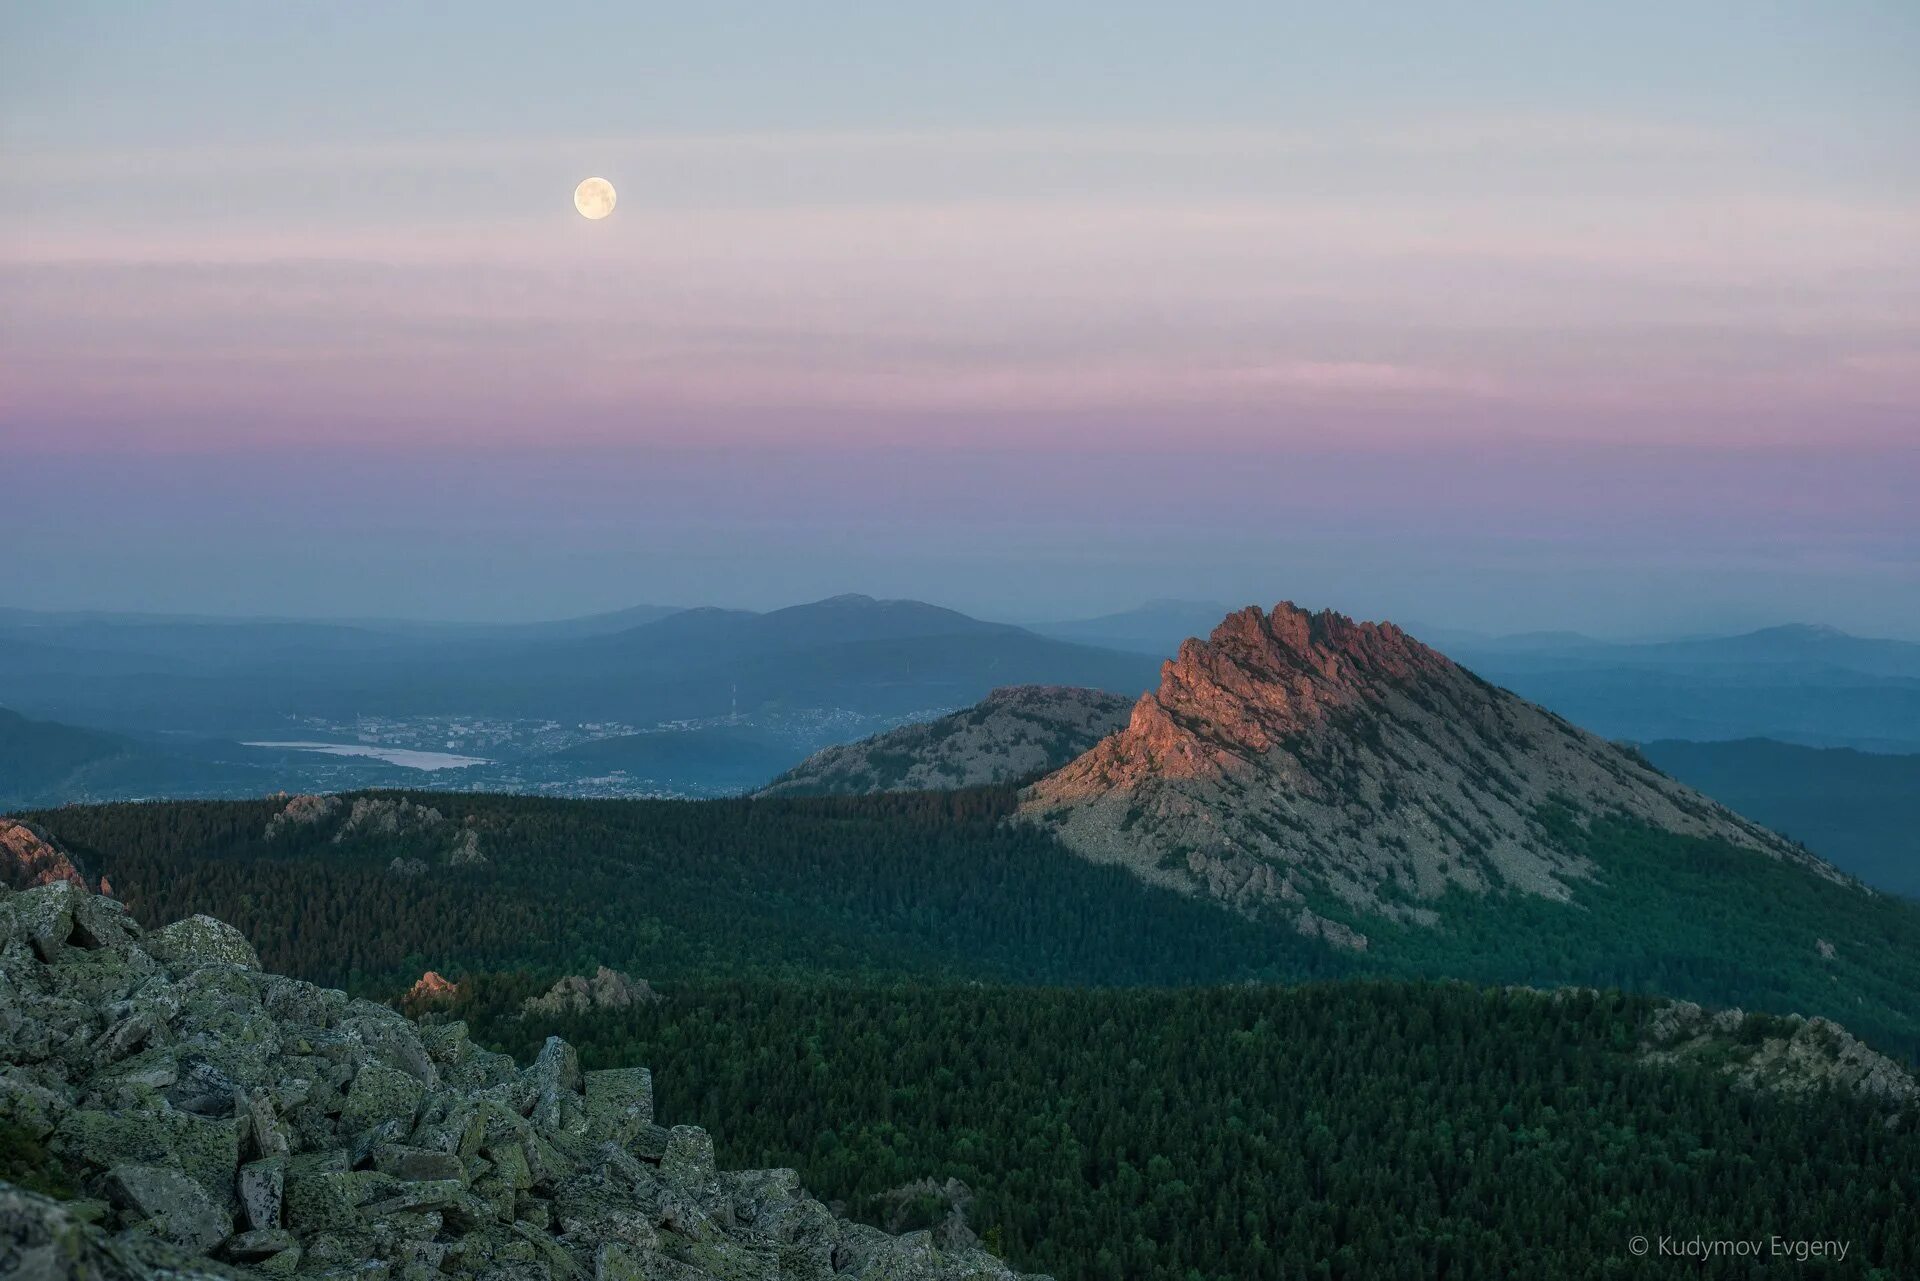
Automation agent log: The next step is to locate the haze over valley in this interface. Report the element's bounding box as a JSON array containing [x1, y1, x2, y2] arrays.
[[6, 594, 1917, 900]]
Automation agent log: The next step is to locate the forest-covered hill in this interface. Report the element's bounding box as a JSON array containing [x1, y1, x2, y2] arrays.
[[24, 787, 1920, 1055], [16, 789, 1920, 1278]]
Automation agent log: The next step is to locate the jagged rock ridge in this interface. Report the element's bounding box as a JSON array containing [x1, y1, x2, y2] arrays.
[[758, 686, 1133, 797], [0, 880, 1041, 1280], [265, 794, 487, 868], [0, 818, 107, 896], [1020, 602, 1829, 947], [523, 968, 663, 1019], [1642, 1002, 1917, 1109]]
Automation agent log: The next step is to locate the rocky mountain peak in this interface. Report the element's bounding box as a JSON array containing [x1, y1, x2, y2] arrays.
[[1023, 601, 1830, 948], [1095, 603, 1454, 785]]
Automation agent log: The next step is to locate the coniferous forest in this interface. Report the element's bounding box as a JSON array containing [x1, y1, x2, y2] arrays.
[[24, 789, 1920, 1278]]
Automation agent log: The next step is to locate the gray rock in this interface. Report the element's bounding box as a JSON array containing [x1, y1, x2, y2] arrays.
[[165, 1061, 241, 1119], [659, 1126, 715, 1190], [583, 1068, 653, 1146], [340, 1062, 426, 1135], [522, 967, 660, 1019], [2, 1181, 235, 1281], [237, 1156, 286, 1231], [103, 1164, 232, 1252], [143, 916, 260, 974], [371, 1144, 465, 1184], [0, 881, 1046, 1281], [218, 1226, 298, 1262]]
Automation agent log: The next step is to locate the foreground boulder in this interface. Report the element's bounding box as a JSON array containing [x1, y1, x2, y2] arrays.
[[0, 881, 1042, 1280]]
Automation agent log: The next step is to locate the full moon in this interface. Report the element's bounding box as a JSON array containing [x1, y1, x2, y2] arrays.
[[573, 177, 616, 220]]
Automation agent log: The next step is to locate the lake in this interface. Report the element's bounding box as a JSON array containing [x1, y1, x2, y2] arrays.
[[243, 741, 490, 771]]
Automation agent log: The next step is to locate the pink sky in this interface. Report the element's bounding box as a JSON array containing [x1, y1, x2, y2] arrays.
[[2, 6, 1915, 630]]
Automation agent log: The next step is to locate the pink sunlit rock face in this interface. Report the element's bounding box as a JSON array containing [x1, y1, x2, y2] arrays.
[[1022, 602, 1828, 949]]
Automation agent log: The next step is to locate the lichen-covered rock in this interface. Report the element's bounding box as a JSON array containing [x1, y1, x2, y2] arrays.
[[102, 1165, 231, 1252], [584, 1068, 654, 1147], [2, 880, 140, 963], [660, 1126, 716, 1190], [0, 881, 1045, 1280], [143, 916, 260, 975], [236, 1157, 284, 1232], [0, 1180, 235, 1281]]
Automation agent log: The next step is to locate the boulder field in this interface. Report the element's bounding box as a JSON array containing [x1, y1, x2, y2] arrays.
[[0, 880, 1039, 1281]]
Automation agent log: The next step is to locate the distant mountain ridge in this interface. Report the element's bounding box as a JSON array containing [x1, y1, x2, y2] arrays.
[[0, 594, 1160, 738], [1444, 623, 1920, 751], [1026, 600, 1231, 655], [1020, 602, 1830, 948]]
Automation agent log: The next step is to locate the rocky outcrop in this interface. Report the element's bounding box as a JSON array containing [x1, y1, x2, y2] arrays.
[[1021, 602, 1828, 946], [446, 828, 487, 867], [0, 881, 1041, 1281], [523, 968, 661, 1019], [1643, 1002, 1917, 1109], [407, 971, 461, 1005], [759, 687, 1133, 797], [333, 796, 448, 843], [262, 794, 340, 841], [263, 793, 488, 867], [0, 819, 101, 894]]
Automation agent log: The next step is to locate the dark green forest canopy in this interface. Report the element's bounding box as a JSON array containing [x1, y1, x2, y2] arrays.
[[451, 979, 1920, 1281], [27, 787, 1920, 1055], [23, 790, 1920, 1278]]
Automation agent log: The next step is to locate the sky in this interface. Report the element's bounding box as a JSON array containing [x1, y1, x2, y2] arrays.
[[3, 2, 1917, 635]]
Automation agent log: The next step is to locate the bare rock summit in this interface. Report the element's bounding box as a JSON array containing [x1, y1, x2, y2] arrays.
[[759, 685, 1133, 797], [1020, 602, 1826, 946]]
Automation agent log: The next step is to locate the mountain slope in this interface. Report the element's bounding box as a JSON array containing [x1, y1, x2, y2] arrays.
[[1021, 603, 1833, 947], [0, 706, 142, 798], [758, 685, 1131, 796], [27, 784, 1920, 1052], [1642, 737, 1920, 897]]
